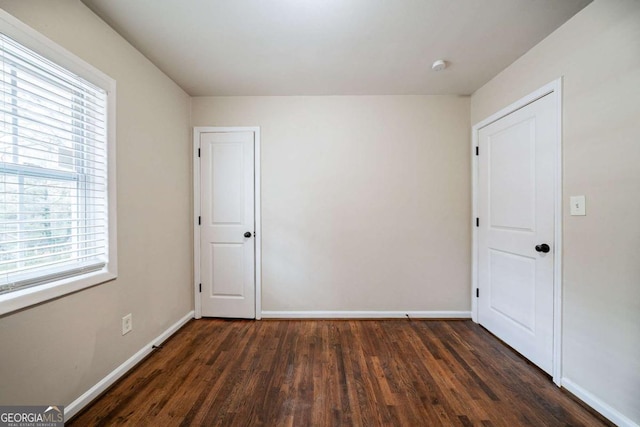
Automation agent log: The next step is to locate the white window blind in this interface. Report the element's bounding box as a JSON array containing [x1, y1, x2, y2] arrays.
[[0, 32, 109, 294]]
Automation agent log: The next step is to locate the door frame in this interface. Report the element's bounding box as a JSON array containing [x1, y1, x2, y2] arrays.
[[471, 79, 563, 385], [193, 126, 262, 320]]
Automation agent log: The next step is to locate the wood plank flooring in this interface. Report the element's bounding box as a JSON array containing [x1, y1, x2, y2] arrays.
[[69, 319, 609, 426]]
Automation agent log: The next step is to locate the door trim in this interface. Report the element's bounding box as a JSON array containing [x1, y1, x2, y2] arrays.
[[193, 126, 262, 320], [471, 79, 563, 385]]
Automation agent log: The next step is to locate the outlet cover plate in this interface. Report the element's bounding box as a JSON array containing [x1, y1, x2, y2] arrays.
[[570, 195, 586, 216]]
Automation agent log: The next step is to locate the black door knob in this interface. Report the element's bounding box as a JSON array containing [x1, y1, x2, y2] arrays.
[[535, 243, 550, 253], [244, 232, 252, 238]]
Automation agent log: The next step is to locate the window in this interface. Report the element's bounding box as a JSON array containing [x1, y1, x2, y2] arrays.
[[0, 11, 116, 315]]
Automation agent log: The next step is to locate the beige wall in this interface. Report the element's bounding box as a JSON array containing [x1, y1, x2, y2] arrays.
[[0, 0, 192, 407], [471, 0, 640, 423], [192, 96, 471, 313]]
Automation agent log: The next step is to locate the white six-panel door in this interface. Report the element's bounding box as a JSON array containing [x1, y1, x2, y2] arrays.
[[200, 131, 255, 319], [477, 93, 557, 374]]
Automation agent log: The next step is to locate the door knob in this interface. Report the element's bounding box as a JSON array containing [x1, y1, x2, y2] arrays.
[[535, 243, 550, 253], [244, 232, 252, 238]]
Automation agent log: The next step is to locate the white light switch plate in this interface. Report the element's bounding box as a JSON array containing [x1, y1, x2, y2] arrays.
[[570, 195, 586, 216]]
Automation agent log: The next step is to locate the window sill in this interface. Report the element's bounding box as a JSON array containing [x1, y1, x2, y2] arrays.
[[0, 268, 117, 316]]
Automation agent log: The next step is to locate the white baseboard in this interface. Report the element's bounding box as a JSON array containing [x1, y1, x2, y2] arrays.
[[562, 377, 638, 427], [260, 310, 471, 319], [65, 311, 194, 420]]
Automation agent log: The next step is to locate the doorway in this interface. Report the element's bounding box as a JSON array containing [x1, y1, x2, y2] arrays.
[[193, 127, 261, 319], [472, 80, 562, 383]]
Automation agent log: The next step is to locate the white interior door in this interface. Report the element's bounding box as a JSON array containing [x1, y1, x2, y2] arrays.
[[477, 93, 557, 374], [200, 131, 255, 318]]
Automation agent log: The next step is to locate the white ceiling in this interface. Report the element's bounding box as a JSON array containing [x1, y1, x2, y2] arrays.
[[81, 0, 591, 96]]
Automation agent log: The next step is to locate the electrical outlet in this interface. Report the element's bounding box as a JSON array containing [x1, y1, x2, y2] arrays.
[[122, 313, 133, 335]]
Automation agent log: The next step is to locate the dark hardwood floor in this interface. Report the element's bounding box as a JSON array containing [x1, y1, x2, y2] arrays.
[[69, 319, 609, 426]]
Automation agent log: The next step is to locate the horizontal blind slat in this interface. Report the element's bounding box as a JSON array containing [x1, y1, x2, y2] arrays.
[[1, 237, 106, 256], [0, 120, 106, 152], [0, 100, 106, 138], [1, 217, 106, 226], [0, 200, 106, 207], [0, 224, 104, 236], [1, 38, 106, 97], [0, 243, 106, 267], [0, 142, 107, 171], [0, 69, 106, 118], [0, 86, 106, 132], [1, 44, 106, 104], [1, 210, 96, 215], [0, 83, 106, 127], [0, 230, 105, 245], [0, 253, 106, 278], [0, 181, 107, 191], [0, 57, 106, 113], [0, 192, 107, 201], [0, 142, 106, 165], [0, 109, 106, 144], [0, 165, 107, 182]]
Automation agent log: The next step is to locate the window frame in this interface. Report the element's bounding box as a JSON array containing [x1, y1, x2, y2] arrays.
[[0, 10, 117, 315]]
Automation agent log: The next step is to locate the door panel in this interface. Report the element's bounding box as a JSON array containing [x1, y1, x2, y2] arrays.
[[478, 93, 556, 374], [489, 249, 536, 332], [200, 131, 255, 318], [211, 143, 244, 224], [488, 118, 535, 231], [210, 243, 245, 297]]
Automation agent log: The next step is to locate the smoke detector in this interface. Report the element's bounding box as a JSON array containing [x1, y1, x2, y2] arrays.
[[432, 59, 447, 72]]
